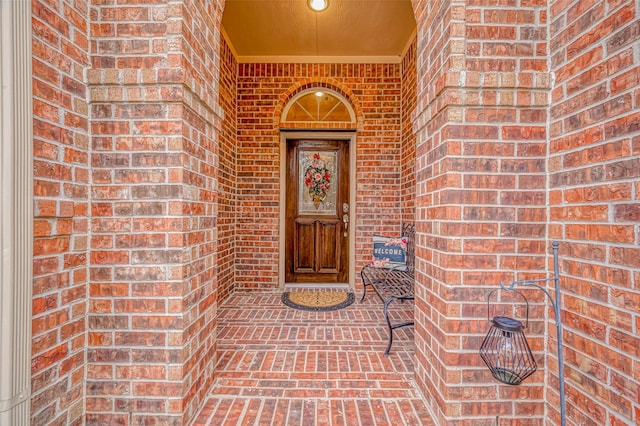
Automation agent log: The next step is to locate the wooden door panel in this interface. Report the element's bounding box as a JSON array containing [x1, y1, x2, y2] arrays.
[[294, 220, 315, 272], [285, 138, 349, 284], [318, 221, 340, 273]]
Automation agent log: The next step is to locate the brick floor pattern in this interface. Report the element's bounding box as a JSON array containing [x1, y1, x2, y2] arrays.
[[192, 292, 436, 425]]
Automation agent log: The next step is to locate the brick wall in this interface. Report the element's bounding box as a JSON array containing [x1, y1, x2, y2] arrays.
[[85, 0, 221, 423], [178, 1, 221, 421], [217, 35, 238, 302], [236, 64, 405, 290], [401, 39, 418, 224], [549, 0, 640, 423], [28, 0, 639, 424], [86, 1, 183, 421], [31, 0, 90, 424], [412, 0, 551, 423]]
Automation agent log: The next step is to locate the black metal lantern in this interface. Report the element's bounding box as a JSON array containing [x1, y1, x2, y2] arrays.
[[479, 242, 566, 425], [479, 315, 537, 385]]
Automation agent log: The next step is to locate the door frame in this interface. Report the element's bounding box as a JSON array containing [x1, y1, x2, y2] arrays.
[[279, 131, 357, 290]]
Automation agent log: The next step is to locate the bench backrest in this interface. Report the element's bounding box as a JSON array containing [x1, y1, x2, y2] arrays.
[[402, 223, 415, 276]]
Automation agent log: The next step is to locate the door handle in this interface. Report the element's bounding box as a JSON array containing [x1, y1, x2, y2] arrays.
[[343, 214, 349, 237]]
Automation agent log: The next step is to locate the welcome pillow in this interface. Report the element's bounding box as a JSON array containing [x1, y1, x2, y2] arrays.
[[371, 235, 408, 271]]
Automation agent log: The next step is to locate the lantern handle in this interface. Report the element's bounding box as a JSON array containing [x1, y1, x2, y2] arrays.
[[485, 287, 530, 329]]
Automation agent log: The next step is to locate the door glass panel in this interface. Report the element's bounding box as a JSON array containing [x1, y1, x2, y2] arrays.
[[298, 150, 337, 215], [286, 103, 315, 121]]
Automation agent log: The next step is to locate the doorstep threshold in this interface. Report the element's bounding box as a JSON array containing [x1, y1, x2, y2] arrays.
[[284, 282, 350, 290]]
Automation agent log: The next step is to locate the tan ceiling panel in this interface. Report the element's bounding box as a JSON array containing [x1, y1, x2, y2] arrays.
[[222, 0, 416, 62]]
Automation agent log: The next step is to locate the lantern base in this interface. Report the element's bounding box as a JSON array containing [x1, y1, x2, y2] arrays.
[[490, 367, 527, 386]]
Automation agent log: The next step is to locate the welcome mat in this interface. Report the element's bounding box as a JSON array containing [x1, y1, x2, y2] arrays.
[[281, 290, 355, 312]]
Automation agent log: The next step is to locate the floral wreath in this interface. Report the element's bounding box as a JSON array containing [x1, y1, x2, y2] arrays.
[[304, 153, 331, 198]]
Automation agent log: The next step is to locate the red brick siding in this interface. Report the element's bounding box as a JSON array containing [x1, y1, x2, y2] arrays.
[[86, 2, 185, 422], [401, 39, 418, 224], [85, 0, 220, 424], [27, 0, 640, 424], [412, 0, 550, 423], [549, 0, 640, 423], [31, 0, 90, 424], [178, 1, 221, 422], [217, 36, 238, 303], [235, 64, 404, 290]]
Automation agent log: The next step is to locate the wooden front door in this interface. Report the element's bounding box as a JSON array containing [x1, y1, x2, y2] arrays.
[[285, 139, 349, 283]]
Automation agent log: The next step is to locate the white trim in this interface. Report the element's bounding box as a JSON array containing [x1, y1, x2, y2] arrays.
[[281, 88, 356, 124], [400, 28, 417, 60], [220, 26, 240, 60], [0, 0, 33, 423], [236, 55, 403, 64], [279, 131, 357, 291]]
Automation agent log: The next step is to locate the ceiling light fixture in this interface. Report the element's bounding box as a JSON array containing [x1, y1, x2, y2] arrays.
[[315, 91, 324, 97], [308, 0, 328, 12]]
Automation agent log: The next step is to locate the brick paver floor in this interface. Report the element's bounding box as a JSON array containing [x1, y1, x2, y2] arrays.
[[192, 291, 436, 425]]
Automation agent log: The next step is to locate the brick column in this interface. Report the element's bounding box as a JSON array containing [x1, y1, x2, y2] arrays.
[[86, 1, 223, 423], [412, 0, 551, 423]]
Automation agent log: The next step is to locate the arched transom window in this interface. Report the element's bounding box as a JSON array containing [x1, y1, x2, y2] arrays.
[[282, 88, 355, 124]]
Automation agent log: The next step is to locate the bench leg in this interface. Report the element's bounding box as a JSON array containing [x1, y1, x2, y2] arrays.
[[360, 282, 368, 303], [383, 296, 415, 357], [383, 297, 397, 356]]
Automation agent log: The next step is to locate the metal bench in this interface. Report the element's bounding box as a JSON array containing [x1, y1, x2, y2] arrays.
[[360, 223, 415, 356]]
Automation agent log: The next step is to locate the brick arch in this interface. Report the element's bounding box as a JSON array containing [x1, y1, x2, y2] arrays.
[[274, 79, 363, 130]]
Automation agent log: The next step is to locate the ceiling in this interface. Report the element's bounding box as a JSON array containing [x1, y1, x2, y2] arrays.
[[221, 0, 417, 63]]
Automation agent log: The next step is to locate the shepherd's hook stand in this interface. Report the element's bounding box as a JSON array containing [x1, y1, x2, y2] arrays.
[[500, 242, 565, 426]]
